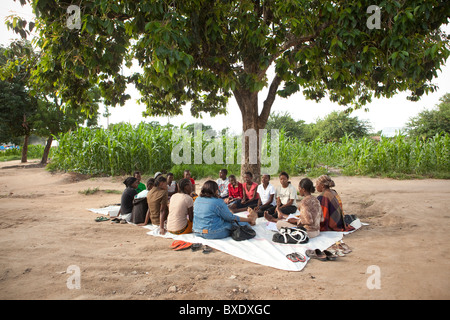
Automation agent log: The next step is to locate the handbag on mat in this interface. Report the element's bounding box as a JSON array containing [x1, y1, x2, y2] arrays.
[[130, 197, 148, 224], [272, 226, 309, 244], [230, 220, 256, 241]]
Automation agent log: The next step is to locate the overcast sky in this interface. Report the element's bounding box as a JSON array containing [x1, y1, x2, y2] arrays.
[[1, 0, 449, 134]]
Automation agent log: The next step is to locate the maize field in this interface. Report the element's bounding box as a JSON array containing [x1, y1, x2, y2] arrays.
[[47, 123, 449, 179]]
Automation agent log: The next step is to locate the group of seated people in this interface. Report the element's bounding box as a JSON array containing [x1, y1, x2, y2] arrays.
[[119, 169, 353, 240]]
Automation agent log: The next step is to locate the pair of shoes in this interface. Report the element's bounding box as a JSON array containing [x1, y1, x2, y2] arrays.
[[170, 240, 193, 251], [306, 249, 339, 261], [305, 249, 327, 261], [334, 241, 352, 254], [286, 252, 306, 263], [328, 246, 345, 257], [95, 216, 109, 222]]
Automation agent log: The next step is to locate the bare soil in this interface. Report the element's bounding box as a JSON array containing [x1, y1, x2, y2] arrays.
[[0, 160, 449, 300]]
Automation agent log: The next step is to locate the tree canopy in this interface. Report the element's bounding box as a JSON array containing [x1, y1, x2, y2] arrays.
[[6, 0, 450, 178]]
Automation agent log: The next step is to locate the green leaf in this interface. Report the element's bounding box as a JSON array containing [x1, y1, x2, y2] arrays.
[[154, 60, 164, 73], [106, 21, 114, 35], [168, 65, 176, 77], [333, 71, 340, 80], [430, 44, 439, 58], [85, 22, 94, 34]]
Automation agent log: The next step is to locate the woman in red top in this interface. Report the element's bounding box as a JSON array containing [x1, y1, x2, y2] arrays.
[[230, 172, 260, 213], [225, 175, 243, 205]]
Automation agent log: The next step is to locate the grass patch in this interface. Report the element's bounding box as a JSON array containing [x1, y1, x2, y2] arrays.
[[0, 155, 22, 161], [78, 187, 100, 195], [78, 187, 123, 195], [103, 189, 122, 194]]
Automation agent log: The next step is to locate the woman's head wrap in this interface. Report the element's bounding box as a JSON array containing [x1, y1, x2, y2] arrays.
[[316, 175, 335, 188]]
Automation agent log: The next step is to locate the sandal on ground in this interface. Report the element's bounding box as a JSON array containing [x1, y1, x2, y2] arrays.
[[336, 241, 352, 254], [191, 243, 203, 252], [323, 250, 338, 261], [170, 240, 185, 249], [110, 218, 120, 223], [286, 253, 299, 262], [329, 246, 345, 257], [173, 242, 193, 251], [339, 241, 352, 253], [294, 252, 306, 262], [202, 245, 212, 254], [286, 252, 306, 263], [305, 249, 327, 261], [95, 216, 109, 222]]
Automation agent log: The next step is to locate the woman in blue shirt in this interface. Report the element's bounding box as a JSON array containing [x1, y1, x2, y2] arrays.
[[193, 180, 257, 239]]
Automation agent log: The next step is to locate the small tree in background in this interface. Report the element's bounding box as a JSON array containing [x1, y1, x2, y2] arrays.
[[313, 111, 372, 142], [406, 93, 450, 139], [1, 41, 101, 163], [0, 43, 39, 162], [265, 111, 309, 141], [33, 95, 100, 164]]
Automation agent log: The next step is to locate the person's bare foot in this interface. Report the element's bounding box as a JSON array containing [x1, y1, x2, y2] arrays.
[[247, 207, 258, 225], [278, 213, 288, 220], [264, 211, 277, 223], [275, 207, 288, 220]]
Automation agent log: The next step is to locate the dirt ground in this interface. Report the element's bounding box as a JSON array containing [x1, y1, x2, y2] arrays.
[[0, 159, 449, 300]]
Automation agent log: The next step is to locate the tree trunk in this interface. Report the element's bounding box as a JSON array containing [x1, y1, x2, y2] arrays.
[[21, 134, 29, 163], [234, 89, 262, 183], [21, 113, 30, 163], [41, 136, 53, 165], [233, 75, 282, 184]]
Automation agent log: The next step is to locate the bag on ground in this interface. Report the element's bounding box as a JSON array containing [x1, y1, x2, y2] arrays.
[[230, 221, 256, 241], [272, 227, 309, 244], [130, 197, 148, 224]]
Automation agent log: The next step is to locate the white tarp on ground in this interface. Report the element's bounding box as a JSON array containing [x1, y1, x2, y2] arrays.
[[88, 206, 362, 272]]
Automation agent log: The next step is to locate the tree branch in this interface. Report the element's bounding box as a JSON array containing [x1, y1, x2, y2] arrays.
[[256, 22, 330, 81], [259, 74, 282, 128]]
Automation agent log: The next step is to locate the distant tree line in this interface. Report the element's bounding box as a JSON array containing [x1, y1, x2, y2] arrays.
[[265, 110, 372, 142], [266, 92, 449, 142]]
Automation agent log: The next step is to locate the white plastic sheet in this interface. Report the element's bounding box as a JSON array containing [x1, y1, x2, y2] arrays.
[[89, 207, 362, 271]]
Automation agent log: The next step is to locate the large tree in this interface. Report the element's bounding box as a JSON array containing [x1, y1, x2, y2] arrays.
[[8, 0, 450, 180]]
